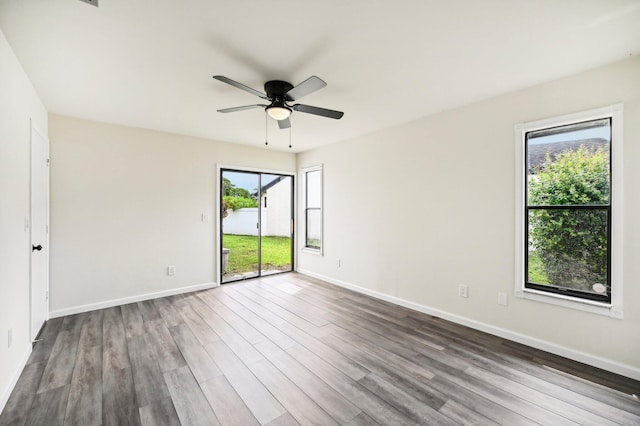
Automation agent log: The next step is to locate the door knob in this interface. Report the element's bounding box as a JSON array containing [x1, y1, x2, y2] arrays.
[[32, 244, 43, 252]]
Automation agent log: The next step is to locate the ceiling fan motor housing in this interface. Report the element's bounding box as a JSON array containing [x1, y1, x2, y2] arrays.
[[265, 80, 295, 102]]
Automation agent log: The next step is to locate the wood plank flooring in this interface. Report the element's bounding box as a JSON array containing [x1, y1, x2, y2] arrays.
[[1, 273, 639, 425]]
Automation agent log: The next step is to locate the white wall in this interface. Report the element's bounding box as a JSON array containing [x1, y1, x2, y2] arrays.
[[223, 208, 265, 236], [297, 56, 640, 378], [0, 29, 48, 411], [264, 177, 293, 237], [49, 115, 295, 315]]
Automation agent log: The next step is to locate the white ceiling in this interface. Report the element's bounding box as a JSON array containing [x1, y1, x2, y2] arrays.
[[1, 1, 639, 152]]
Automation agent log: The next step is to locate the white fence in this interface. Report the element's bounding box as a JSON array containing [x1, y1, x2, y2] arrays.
[[223, 208, 290, 237]]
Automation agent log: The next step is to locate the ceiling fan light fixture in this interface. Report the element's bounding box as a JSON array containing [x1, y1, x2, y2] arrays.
[[266, 105, 292, 121]]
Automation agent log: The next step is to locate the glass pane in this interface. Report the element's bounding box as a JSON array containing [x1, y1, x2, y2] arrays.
[[306, 208, 321, 249], [527, 118, 610, 206], [222, 171, 260, 282], [306, 170, 321, 208], [260, 175, 292, 276], [527, 208, 608, 295]]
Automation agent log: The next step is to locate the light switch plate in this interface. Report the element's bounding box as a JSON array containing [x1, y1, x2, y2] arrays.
[[498, 292, 508, 306]]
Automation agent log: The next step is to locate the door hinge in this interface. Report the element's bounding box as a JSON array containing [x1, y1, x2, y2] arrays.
[[46, 224, 49, 234], [45, 291, 49, 301], [46, 158, 50, 166]]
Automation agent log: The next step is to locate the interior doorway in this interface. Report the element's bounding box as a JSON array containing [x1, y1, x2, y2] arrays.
[[220, 168, 293, 283]]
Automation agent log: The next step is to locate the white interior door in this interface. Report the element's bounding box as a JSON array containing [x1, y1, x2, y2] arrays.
[[30, 121, 49, 340]]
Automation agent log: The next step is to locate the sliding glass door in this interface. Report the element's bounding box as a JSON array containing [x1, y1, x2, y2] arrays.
[[220, 169, 293, 283], [259, 174, 293, 276]]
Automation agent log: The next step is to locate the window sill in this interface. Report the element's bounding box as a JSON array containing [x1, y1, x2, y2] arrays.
[[515, 288, 623, 319], [302, 247, 322, 256]]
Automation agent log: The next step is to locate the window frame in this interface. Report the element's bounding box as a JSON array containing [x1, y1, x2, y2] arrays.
[[514, 104, 624, 318], [301, 164, 323, 255]]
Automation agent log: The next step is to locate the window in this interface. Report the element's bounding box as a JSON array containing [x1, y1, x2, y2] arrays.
[[303, 165, 322, 253], [515, 105, 623, 318]]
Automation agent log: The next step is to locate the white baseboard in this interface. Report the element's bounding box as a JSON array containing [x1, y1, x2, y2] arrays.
[[49, 282, 219, 318], [0, 344, 32, 415], [297, 269, 640, 381]]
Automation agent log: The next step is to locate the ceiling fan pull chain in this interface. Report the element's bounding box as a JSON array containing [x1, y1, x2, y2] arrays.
[[264, 111, 268, 146], [289, 123, 292, 149]]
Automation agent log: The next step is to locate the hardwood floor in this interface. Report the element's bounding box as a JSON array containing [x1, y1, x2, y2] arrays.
[[1, 273, 639, 425]]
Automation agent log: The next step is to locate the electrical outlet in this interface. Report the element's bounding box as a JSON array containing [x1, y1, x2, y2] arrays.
[[498, 292, 508, 306], [8, 328, 12, 348], [167, 265, 176, 276], [458, 284, 468, 298]]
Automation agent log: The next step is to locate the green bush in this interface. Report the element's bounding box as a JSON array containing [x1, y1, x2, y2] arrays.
[[528, 146, 609, 290], [222, 177, 258, 211], [224, 195, 258, 211]]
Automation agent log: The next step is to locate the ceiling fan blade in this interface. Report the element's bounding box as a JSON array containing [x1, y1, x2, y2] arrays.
[[293, 104, 344, 119], [285, 76, 326, 101], [213, 76, 268, 99], [278, 117, 291, 129], [217, 104, 267, 113]]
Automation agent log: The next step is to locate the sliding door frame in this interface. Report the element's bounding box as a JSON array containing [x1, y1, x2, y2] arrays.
[[216, 164, 295, 284]]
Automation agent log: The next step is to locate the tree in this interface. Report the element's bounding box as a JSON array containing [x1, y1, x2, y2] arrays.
[[222, 178, 258, 211], [223, 178, 254, 198], [528, 146, 609, 291]]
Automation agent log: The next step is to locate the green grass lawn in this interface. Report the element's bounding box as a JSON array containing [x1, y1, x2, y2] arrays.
[[223, 234, 291, 274], [528, 251, 550, 284]]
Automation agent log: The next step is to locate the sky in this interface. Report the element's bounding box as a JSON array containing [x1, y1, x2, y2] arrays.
[[222, 171, 283, 192], [529, 126, 610, 145]]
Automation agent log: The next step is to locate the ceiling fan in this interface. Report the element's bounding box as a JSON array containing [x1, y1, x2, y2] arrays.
[[213, 75, 344, 129]]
